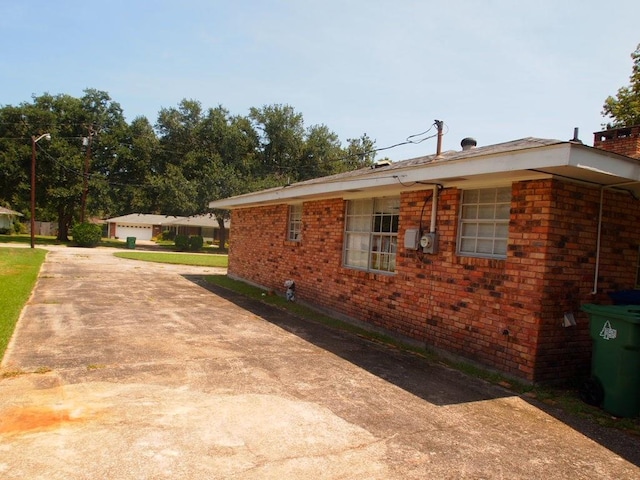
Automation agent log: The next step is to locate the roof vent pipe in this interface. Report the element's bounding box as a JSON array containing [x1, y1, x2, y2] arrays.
[[571, 127, 583, 144], [461, 137, 477, 151]]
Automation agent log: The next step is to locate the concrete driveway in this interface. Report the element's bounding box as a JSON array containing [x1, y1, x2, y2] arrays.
[[1, 245, 639, 479]]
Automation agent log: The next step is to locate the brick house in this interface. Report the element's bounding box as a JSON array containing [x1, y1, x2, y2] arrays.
[[163, 215, 230, 246], [209, 126, 640, 384], [105, 214, 174, 240], [105, 213, 229, 244]]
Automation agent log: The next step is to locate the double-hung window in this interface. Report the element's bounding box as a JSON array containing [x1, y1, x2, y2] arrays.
[[287, 204, 302, 241], [458, 187, 511, 258], [344, 197, 399, 273]]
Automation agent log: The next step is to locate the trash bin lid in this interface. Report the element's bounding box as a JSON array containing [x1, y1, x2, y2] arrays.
[[608, 289, 640, 305], [581, 304, 640, 324]]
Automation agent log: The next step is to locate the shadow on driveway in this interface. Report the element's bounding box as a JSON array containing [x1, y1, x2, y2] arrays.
[[189, 276, 640, 467]]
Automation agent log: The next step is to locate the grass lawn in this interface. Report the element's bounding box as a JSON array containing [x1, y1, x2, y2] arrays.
[[114, 251, 228, 268], [0, 234, 227, 253], [0, 234, 63, 247], [0, 248, 47, 360], [0, 234, 127, 249]]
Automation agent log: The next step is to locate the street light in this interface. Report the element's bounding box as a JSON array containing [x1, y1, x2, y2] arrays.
[[31, 133, 51, 248]]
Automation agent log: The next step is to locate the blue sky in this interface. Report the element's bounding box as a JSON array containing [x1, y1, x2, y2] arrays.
[[1, 0, 638, 160]]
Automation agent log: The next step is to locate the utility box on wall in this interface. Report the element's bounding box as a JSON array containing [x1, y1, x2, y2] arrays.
[[404, 228, 420, 250], [420, 232, 438, 254]]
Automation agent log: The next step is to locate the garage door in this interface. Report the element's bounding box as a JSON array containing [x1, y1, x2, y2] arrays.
[[115, 224, 153, 241]]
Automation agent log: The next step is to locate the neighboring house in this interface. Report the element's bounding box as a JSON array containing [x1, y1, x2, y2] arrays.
[[209, 125, 640, 384], [105, 214, 179, 241], [105, 213, 230, 243], [163, 215, 230, 244], [0, 207, 23, 232]]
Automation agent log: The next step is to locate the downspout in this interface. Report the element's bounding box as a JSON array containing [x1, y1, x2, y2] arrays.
[[592, 181, 640, 295], [591, 187, 604, 295], [430, 186, 439, 233], [430, 119, 443, 232]]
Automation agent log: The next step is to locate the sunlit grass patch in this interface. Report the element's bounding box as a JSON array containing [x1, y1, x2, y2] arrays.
[[114, 251, 228, 267], [0, 248, 47, 360]]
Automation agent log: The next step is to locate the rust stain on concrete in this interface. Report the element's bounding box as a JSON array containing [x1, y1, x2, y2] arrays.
[[0, 405, 92, 435]]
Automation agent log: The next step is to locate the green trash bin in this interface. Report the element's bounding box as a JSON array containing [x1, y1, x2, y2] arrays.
[[581, 304, 640, 417], [126, 237, 136, 249]]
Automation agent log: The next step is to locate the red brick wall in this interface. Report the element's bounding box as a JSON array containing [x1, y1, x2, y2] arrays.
[[513, 180, 597, 380], [593, 125, 640, 159], [227, 179, 640, 383]]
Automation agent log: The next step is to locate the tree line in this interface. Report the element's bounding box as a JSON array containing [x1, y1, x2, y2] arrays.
[[0, 90, 378, 241], [2, 42, 639, 243]]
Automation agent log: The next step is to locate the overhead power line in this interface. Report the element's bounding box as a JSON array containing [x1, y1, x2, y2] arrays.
[[6, 120, 448, 189]]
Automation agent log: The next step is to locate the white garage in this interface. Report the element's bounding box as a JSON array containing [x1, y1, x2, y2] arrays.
[[113, 224, 154, 241], [105, 214, 180, 241]]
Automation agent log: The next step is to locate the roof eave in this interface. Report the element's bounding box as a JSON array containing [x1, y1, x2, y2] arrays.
[[208, 142, 640, 209]]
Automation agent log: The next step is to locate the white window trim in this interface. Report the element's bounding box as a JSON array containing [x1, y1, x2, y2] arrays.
[[287, 204, 302, 242], [343, 197, 399, 273], [457, 186, 511, 259]]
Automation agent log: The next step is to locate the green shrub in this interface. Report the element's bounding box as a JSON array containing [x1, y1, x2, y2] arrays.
[[158, 229, 175, 241], [174, 234, 189, 251], [13, 220, 27, 234], [71, 222, 102, 247], [189, 235, 204, 251]]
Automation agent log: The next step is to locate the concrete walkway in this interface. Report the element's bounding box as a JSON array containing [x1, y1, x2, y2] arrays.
[[1, 245, 639, 479]]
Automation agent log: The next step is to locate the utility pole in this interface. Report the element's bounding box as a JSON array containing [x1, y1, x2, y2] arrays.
[[80, 125, 94, 223], [435, 120, 444, 156], [30, 133, 51, 248]]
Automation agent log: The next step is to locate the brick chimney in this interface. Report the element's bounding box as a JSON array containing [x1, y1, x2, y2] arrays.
[[593, 125, 640, 159]]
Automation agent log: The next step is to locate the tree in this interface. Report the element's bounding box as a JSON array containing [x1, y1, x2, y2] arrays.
[[1, 89, 382, 247], [154, 99, 208, 216], [155, 101, 260, 213], [249, 104, 305, 179], [25, 92, 87, 241], [154, 100, 265, 248], [602, 43, 640, 128], [80, 89, 140, 220], [0, 89, 129, 241], [299, 124, 345, 180], [0, 105, 34, 210], [343, 133, 377, 170], [150, 162, 198, 216], [103, 116, 160, 215]]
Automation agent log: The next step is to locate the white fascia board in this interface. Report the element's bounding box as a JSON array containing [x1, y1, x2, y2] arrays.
[[209, 143, 640, 209], [567, 146, 640, 182], [396, 144, 573, 184], [208, 174, 402, 208]]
